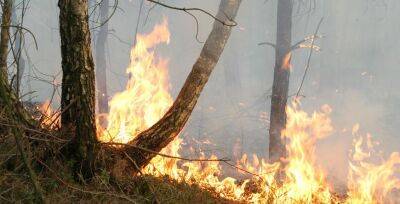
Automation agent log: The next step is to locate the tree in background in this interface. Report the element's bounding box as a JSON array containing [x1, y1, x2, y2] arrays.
[[11, 1, 27, 96], [95, 0, 109, 115], [269, 0, 293, 164]]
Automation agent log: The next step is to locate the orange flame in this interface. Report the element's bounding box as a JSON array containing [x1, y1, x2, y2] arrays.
[[38, 100, 59, 129], [97, 18, 172, 144]]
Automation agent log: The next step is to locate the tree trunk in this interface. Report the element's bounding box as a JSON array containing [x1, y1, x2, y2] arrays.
[[117, 0, 243, 171], [58, 0, 97, 178], [95, 0, 109, 115], [269, 0, 293, 163], [0, 0, 12, 78]]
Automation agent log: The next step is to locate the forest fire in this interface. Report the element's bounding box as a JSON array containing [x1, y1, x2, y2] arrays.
[[38, 100, 59, 129], [97, 18, 173, 144], [94, 20, 400, 203]]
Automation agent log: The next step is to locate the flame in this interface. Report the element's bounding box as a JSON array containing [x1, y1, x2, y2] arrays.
[[96, 19, 400, 203], [277, 103, 334, 203], [346, 127, 400, 204], [97, 18, 172, 144], [38, 100, 59, 129]]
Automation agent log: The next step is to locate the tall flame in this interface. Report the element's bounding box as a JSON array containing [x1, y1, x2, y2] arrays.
[[96, 19, 400, 203], [98, 18, 172, 144]]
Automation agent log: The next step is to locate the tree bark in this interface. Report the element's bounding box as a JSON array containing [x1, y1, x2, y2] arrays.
[[117, 0, 243, 171], [269, 0, 293, 163], [58, 0, 97, 178], [95, 0, 109, 115], [0, 0, 12, 79]]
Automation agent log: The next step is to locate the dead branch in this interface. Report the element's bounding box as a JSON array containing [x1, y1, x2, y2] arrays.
[[104, 142, 230, 162], [146, 0, 237, 26], [258, 41, 276, 49], [295, 17, 324, 98]]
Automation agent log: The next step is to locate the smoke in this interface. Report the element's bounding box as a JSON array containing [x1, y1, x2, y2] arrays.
[[20, 0, 400, 187]]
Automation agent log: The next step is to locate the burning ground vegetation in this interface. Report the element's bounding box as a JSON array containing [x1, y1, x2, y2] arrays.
[[1, 19, 400, 204]]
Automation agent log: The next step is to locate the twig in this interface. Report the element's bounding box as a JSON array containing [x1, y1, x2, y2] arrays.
[[132, 0, 144, 47], [1, 25, 38, 50], [258, 41, 276, 49], [0, 121, 67, 142], [222, 161, 262, 178], [146, 0, 237, 26], [103, 142, 230, 162], [290, 34, 323, 51], [90, 0, 118, 30], [295, 17, 324, 98]]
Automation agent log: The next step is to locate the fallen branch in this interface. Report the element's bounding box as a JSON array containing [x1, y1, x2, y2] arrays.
[[103, 142, 230, 162]]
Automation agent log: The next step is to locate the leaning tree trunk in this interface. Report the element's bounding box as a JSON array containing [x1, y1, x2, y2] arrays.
[[113, 0, 243, 172], [95, 0, 109, 115], [269, 0, 293, 163], [58, 0, 97, 178]]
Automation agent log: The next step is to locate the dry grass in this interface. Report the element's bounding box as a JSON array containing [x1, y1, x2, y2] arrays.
[[0, 107, 236, 204], [0, 159, 234, 203]]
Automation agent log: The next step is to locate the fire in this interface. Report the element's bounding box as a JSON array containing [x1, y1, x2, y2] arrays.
[[97, 18, 172, 144], [97, 19, 400, 203], [38, 100, 59, 129], [277, 104, 334, 203], [346, 127, 400, 204]]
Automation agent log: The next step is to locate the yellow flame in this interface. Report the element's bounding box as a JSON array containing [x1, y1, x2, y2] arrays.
[[96, 19, 400, 203], [38, 100, 59, 129], [346, 127, 400, 204], [97, 18, 172, 144]]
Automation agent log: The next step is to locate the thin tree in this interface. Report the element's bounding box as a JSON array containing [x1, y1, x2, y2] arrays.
[[269, 0, 293, 163], [58, 0, 97, 178], [95, 0, 109, 115]]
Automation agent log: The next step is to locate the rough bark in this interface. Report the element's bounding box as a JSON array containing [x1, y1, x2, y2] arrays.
[[269, 0, 293, 163], [0, 0, 15, 117], [117, 0, 243, 171], [58, 0, 97, 177], [95, 0, 109, 114], [0, 0, 12, 78]]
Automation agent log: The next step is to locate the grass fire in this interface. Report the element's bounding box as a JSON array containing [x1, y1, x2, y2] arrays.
[[1, 0, 400, 203]]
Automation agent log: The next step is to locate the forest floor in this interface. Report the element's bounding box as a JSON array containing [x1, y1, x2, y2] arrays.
[[0, 102, 238, 203], [0, 166, 234, 203]]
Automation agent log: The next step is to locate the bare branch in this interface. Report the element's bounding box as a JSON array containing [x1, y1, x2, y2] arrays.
[[258, 41, 276, 49], [295, 17, 324, 98], [146, 0, 237, 27]]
